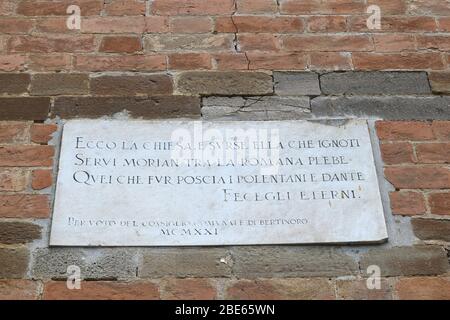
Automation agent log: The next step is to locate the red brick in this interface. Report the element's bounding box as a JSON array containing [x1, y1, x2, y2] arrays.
[[0, 169, 28, 192], [35, 17, 76, 33], [336, 279, 393, 300], [376, 121, 434, 141], [417, 36, 450, 51], [81, 17, 145, 33], [350, 16, 437, 33], [280, 0, 365, 15], [100, 36, 142, 53], [170, 17, 212, 33], [397, 277, 450, 300], [384, 167, 450, 189], [0, 280, 39, 300], [152, 0, 235, 15], [27, 54, 72, 71], [104, 0, 146, 16], [169, 53, 212, 70], [429, 192, 450, 215], [408, 0, 450, 16], [144, 16, 170, 33], [226, 279, 335, 300], [0, 18, 34, 34], [247, 52, 307, 70], [43, 281, 159, 300], [237, 0, 277, 14], [17, 0, 103, 16], [416, 143, 450, 164], [0, 122, 29, 144], [380, 142, 415, 164], [217, 16, 304, 33], [31, 124, 57, 144], [32, 170, 52, 190], [367, 0, 407, 14], [0, 55, 26, 72], [283, 35, 373, 52], [353, 53, 445, 70], [238, 34, 281, 51], [90, 75, 173, 96], [161, 279, 216, 300], [309, 52, 352, 70], [212, 53, 249, 70], [429, 72, 450, 94], [0, 98, 50, 121], [307, 16, 347, 33], [432, 121, 450, 140], [0, 0, 17, 16], [0, 145, 54, 167], [74, 55, 167, 72], [0, 194, 50, 218], [374, 34, 416, 53], [8, 35, 95, 53], [389, 191, 426, 216], [439, 18, 450, 32]]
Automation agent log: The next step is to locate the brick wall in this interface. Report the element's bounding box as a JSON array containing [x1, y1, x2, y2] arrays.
[[0, 0, 449, 300]]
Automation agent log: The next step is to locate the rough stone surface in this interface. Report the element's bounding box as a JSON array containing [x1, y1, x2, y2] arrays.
[[202, 96, 310, 120], [30, 74, 89, 95], [274, 72, 321, 96], [32, 248, 139, 280], [0, 97, 50, 120], [359, 246, 449, 277], [311, 96, 450, 120], [90, 74, 173, 96], [0, 246, 29, 278], [320, 72, 431, 95], [140, 248, 232, 278], [0, 222, 42, 244], [411, 218, 450, 242], [177, 72, 273, 95], [52, 96, 201, 119], [231, 247, 359, 278]]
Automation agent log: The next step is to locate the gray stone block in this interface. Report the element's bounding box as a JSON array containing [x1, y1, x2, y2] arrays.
[[320, 72, 431, 95], [274, 72, 321, 96], [311, 96, 450, 120], [202, 96, 311, 120], [31, 248, 139, 280], [359, 246, 449, 277], [140, 248, 232, 278], [231, 246, 359, 278]]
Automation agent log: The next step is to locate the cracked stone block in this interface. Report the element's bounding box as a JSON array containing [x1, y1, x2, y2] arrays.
[[274, 72, 321, 96]]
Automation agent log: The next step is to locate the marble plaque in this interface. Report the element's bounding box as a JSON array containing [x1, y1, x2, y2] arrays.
[[50, 120, 388, 246]]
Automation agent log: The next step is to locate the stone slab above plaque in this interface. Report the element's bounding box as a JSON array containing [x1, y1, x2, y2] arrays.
[[50, 120, 388, 246]]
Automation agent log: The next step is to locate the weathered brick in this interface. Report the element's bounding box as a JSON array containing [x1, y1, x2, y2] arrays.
[[161, 279, 216, 300], [43, 281, 159, 300], [226, 278, 335, 300], [52, 96, 200, 119], [0, 194, 50, 218], [17, 0, 103, 16], [280, 0, 365, 15], [0, 98, 50, 121], [0, 222, 42, 244], [104, 0, 146, 16], [432, 121, 450, 140], [283, 35, 373, 52], [411, 218, 450, 242], [0, 18, 34, 34], [170, 17, 212, 33], [320, 72, 431, 95], [74, 55, 166, 72], [0, 246, 29, 278], [376, 121, 434, 141], [389, 191, 426, 216], [9, 35, 96, 53], [408, 0, 450, 16], [0, 280, 39, 300], [416, 143, 450, 163], [429, 192, 450, 215], [217, 16, 304, 33], [30, 74, 89, 96], [274, 72, 320, 96], [312, 96, 450, 120], [0, 169, 28, 192], [32, 248, 139, 280], [90, 75, 173, 96], [144, 34, 233, 52], [202, 96, 310, 120], [396, 277, 450, 300], [380, 142, 415, 164], [31, 169, 52, 190], [373, 34, 416, 53], [177, 72, 273, 96], [307, 16, 347, 33], [417, 35, 450, 51], [99, 36, 142, 53], [169, 53, 212, 70], [350, 16, 437, 33], [30, 124, 57, 144], [0, 74, 30, 94], [232, 247, 358, 278], [384, 167, 450, 189], [429, 72, 450, 94], [360, 246, 449, 277], [151, 0, 235, 15], [81, 17, 145, 33], [353, 53, 444, 70], [0, 122, 29, 144], [237, 0, 277, 14], [247, 52, 307, 70], [237, 33, 281, 51], [212, 53, 248, 70], [27, 54, 72, 72], [140, 248, 232, 278], [0, 145, 54, 167], [35, 17, 78, 33], [309, 52, 352, 70], [336, 279, 393, 300], [0, 55, 26, 72]]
